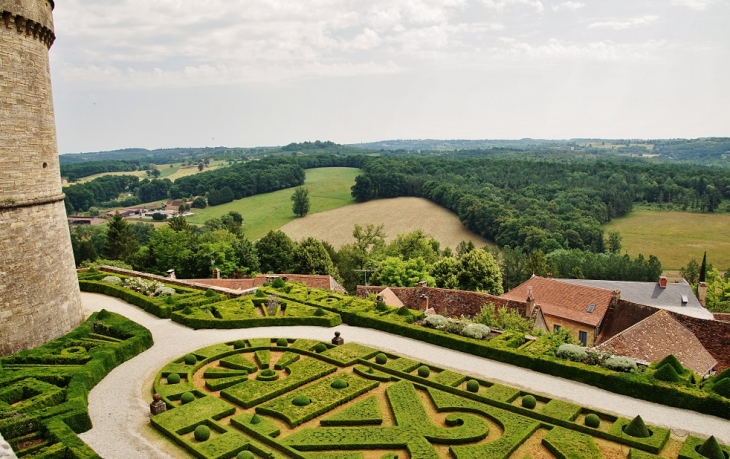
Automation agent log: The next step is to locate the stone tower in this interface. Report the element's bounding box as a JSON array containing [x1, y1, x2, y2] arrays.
[[0, 0, 84, 355]]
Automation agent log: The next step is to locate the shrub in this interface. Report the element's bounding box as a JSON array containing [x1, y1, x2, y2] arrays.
[[154, 286, 176, 297], [423, 314, 448, 330], [603, 357, 637, 372], [656, 354, 684, 374], [292, 395, 311, 406], [204, 289, 217, 297], [184, 354, 197, 365], [585, 413, 601, 428], [272, 278, 286, 289], [466, 379, 480, 393], [331, 378, 349, 389], [417, 365, 430, 377], [250, 414, 262, 424], [237, 452, 255, 459], [654, 363, 680, 382], [624, 415, 651, 438], [255, 288, 267, 297], [313, 343, 327, 353], [397, 307, 412, 316], [711, 378, 730, 398], [276, 338, 288, 347], [522, 395, 537, 409], [233, 340, 246, 349], [314, 307, 326, 316], [180, 392, 195, 404], [376, 301, 389, 312], [166, 373, 181, 384], [375, 353, 388, 364], [715, 367, 730, 382], [181, 306, 193, 314], [698, 436, 725, 459], [194, 424, 210, 441], [461, 323, 491, 340], [556, 344, 587, 362], [102, 276, 122, 285]]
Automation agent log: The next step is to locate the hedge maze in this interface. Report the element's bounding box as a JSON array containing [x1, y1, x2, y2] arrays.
[[152, 339, 728, 459]]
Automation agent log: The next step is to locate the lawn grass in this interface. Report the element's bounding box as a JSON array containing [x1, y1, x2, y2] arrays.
[[186, 167, 360, 240], [604, 209, 730, 270]]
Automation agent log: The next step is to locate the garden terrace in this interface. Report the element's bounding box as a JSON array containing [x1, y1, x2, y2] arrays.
[[151, 338, 728, 459]]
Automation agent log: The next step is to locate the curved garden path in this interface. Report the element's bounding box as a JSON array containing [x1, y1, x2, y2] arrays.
[[78, 293, 730, 458]]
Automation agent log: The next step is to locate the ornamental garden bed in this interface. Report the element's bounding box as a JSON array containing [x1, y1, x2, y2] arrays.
[[151, 339, 728, 459]]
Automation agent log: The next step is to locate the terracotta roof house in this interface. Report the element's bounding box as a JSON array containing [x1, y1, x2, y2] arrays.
[[560, 278, 714, 320], [596, 310, 717, 375], [190, 274, 347, 294], [501, 276, 617, 346], [357, 284, 548, 332]]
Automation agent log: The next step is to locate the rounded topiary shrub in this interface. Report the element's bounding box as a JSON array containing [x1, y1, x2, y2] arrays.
[[461, 323, 491, 340], [376, 301, 389, 312], [603, 357, 637, 372], [194, 425, 210, 441], [184, 354, 197, 365], [375, 353, 388, 365], [417, 365, 431, 378], [585, 413, 601, 428], [654, 363, 681, 382], [423, 314, 448, 330], [182, 306, 193, 315], [276, 338, 288, 347], [166, 373, 181, 384], [715, 367, 730, 382], [237, 451, 255, 459], [466, 379, 480, 393], [331, 378, 349, 389], [556, 344, 587, 362], [233, 340, 246, 349], [313, 343, 327, 353], [314, 307, 326, 317], [180, 392, 195, 404], [711, 378, 730, 398], [272, 278, 286, 289], [204, 289, 218, 297], [522, 395, 537, 409], [397, 306, 411, 316], [292, 395, 311, 406]]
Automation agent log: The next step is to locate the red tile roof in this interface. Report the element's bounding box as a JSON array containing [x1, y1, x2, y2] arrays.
[[597, 310, 717, 374], [501, 276, 614, 327]]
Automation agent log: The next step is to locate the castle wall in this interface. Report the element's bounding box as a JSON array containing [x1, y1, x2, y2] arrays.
[[0, 0, 84, 356]]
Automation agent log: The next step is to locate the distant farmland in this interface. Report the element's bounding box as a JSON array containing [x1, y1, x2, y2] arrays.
[[280, 196, 491, 250], [604, 209, 730, 270]]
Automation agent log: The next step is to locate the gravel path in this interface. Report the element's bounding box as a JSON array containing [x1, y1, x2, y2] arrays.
[[78, 293, 730, 458]]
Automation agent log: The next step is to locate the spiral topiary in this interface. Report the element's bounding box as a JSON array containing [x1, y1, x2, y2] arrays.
[[194, 425, 210, 441], [180, 392, 195, 404], [233, 340, 246, 349], [466, 379, 480, 393], [184, 354, 197, 365], [522, 395, 537, 409], [417, 365, 431, 378], [314, 343, 327, 353], [585, 413, 601, 428], [292, 395, 311, 406], [237, 452, 255, 459], [276, 338, 288, 347], [166, 373, 181, 384], [375, 353, 388, 365], [331, 378, 349, 389]]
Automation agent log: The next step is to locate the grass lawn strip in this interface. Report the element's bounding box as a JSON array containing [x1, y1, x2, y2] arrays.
[[432, 370, 468, 387], [540, 399, 583, 422], [274, 351, 301, 370], [219, 354, 258, 373], [256, 373, 379, 427], [542, 426, 603, 459], [318, 342, 379, 366]]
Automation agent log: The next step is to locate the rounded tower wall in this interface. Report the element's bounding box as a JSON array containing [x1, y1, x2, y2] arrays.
[[0, 0, 84, 356]]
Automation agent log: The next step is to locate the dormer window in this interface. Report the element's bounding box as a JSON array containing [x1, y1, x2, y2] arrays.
[[587, 304, 596, 313], [681, 295, 688, 305]]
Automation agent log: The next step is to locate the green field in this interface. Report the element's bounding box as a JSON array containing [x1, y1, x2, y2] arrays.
[[64, 160, 229, 186], [186, 167, 360, 240], [604, 209, 730, 270]]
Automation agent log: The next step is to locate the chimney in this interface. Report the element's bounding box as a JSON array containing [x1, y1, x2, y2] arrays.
[[419, 293, 429, 311], [698, 282, 707, 307], [546, 273, 553, 279], [213, 268, 221, 279], [659, 276, 667, 289], [611, 289, 621, 307], [166, 269, 176, 280], [417, 280, 428, 288], [526, 287, 535, 317]]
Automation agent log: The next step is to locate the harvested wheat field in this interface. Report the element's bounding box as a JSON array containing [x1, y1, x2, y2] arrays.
[[280, 196, 491, 249]]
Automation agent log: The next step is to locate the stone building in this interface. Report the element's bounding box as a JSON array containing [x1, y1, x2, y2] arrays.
[[0, 0, 84, 355]]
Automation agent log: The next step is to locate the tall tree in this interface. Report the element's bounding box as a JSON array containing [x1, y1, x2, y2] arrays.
[[292, 237, 337, 276], [699, 251, 707, 283], [104, 212, 139, 263], [256, 230, 296, 273], [291, 187, 310, 217], [458, 249, 503, 295]]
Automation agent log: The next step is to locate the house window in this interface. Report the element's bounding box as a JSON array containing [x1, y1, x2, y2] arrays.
[[553, 325, 561, 332], [579, 331, 588, 346]]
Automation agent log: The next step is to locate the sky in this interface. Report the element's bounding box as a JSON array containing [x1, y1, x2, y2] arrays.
[[50, 0, 730, 153]]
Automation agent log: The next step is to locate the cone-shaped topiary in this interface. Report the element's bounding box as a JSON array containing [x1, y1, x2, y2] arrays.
[[237, 452, 255, 459], [585, 413, 601, 428], [250, 414, 262, 425], [184, 354, 197, 365], [314, 307, 326, 316], [417, 365, 430, 377], [656, 354, 684, 374], [182, 306, 193, 315], [697, 435, 725, 459], [276, 338, 288, 347], [180, 392, 195, 404], [522, 395, 536, 409], [712, 378, 730, 398], [96, 309, 111, 320], [314, 343, 327, 353], [624, 415, 651, 438], [654, 363, 681, 382], [167, 373, 181, 384], [375, 353, 388, 364], [194, 425, 210, 441], [466, 380, 480, 393], [233, 340, 246, 349], [331, 378, 349, 389], [292, 395, 311, 406], [367, 366, 375, 374]]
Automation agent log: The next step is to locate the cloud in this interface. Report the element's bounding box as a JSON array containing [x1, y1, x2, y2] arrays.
[[551, 2, 584, 11], [671, 0, 716, 10], [589, 15, 658, 30], [483, 0, 545, 13], [494, 38, 668, 61]]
